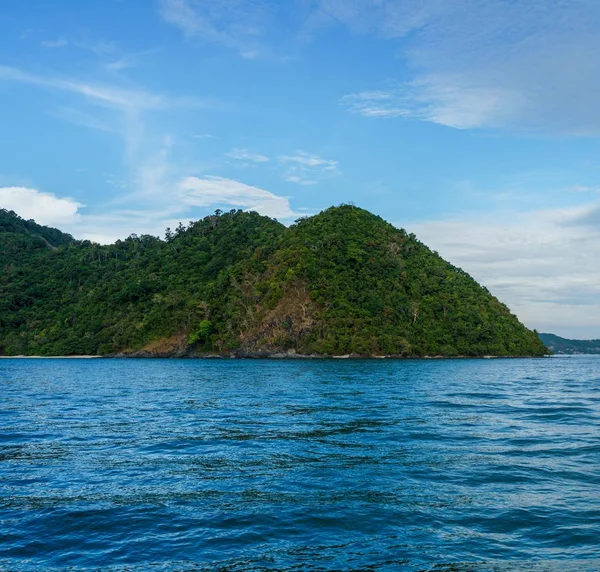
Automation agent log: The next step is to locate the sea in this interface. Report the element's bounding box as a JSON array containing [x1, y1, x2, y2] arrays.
[[1, 356, 599, 571]]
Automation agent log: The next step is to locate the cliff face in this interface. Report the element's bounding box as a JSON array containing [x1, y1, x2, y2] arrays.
[[0, 205, 547, 357]]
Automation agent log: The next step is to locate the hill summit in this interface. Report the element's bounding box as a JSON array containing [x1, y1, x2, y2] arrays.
[[0, 205, 547, 357]]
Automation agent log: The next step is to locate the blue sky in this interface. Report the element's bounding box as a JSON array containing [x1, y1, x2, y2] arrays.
[[1, 0, 599, 338]]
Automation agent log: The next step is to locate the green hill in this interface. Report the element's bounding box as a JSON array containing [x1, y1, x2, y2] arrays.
[[538, 333, 600, 354], [0, 205, 547, 357]]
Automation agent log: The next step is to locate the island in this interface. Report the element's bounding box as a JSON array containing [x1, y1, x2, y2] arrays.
[[0, 205, 548, 358]]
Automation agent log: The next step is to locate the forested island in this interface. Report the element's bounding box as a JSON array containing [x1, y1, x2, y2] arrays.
[[0, 205, 547, 358], [538, 333, 600, 355]]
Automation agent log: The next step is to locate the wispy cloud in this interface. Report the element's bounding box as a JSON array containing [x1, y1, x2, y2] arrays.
[[131, 134, 176, 200], [279, 151, 337, 170], [222, 147, 340, 184], [333, 0, 600, 134], [226, 148, 270, 163], [41, 38, 68, 48], [37, 32, 145, 73], [35, 32, 148, 74], [279, 151, 339, 185], [0, 63, 172, 199], [158, 0, 268, 58], [343, 81, 524, 129], [104, 59, 130, 72], [282, 175, 316, 186], [0, 62, 219, 239], [0, 64, 166, 110], [103, 48, 160, 73], [0, 62, 210, 182], [340, 91, 409, 118]]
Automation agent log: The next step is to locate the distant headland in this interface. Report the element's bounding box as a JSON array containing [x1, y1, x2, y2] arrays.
[[538, 333, 600, 355]]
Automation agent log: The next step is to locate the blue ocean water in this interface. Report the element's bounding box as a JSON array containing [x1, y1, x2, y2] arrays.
[[0, 356, 599, 571]]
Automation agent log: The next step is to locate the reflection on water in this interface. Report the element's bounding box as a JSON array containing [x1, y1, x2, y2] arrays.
[[1, 356, 599, 570]]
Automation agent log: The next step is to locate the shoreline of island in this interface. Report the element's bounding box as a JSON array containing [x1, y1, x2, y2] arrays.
[[0, 352, 551, 360]]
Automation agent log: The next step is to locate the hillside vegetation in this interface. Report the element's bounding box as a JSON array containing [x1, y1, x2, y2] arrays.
[[0, 205, 547, 357]]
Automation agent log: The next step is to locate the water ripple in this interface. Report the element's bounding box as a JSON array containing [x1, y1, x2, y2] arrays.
[[0, 355, 599, 570]]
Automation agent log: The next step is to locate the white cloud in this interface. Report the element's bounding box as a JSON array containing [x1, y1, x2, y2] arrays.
[[283, 175, 316, 186], [342, 81, 524, 129], [179, 176, 299, 219], [75, 173, 301, 240], [226, 148, 270, 163], [0, 187, 81, 227], [0, 175, 301, 243], [279, 151, 337, 170], [278, 150, 339, 184], [340, 91, 410, 118], [104, 57, 133, 72], [408, 202, 600, 338], [398, 78, 525, 130], [333, 0, 600, 133], [103, 48, 159, 73]]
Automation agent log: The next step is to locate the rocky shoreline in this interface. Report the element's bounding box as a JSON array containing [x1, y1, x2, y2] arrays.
[[107, 348, 546, 359], [0, 349, 551, 359]]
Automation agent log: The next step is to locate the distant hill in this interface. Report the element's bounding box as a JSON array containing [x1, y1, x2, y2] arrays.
[[0, 205, 547, 357], [538, 333, 600, 355]]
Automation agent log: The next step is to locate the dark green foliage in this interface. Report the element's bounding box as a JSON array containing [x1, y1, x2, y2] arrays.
[[538, 333, 600, 354], [188, 319, 213, 346], [0, 205, 548, 357]]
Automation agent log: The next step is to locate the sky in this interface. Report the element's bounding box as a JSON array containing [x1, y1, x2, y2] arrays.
[[0, 0, 599, 339]]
